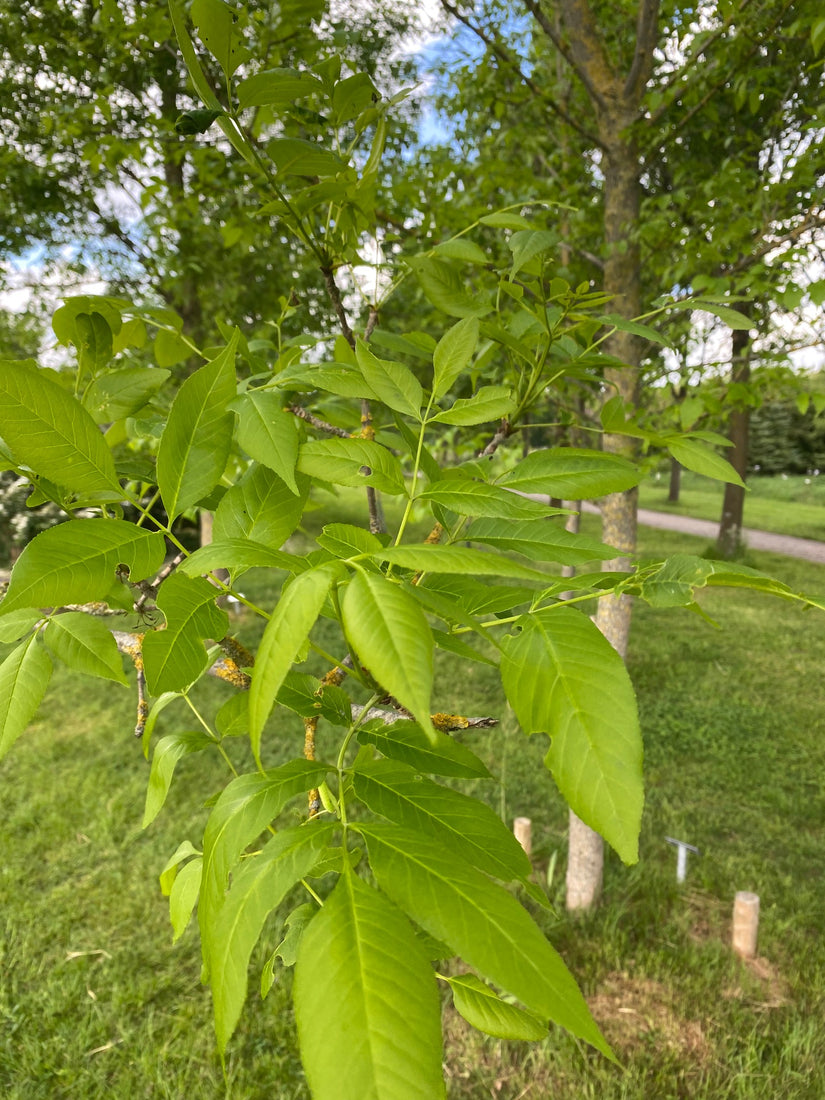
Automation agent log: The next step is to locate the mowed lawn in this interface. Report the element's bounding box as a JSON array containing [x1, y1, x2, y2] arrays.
[[1, 510, 824, 1099]]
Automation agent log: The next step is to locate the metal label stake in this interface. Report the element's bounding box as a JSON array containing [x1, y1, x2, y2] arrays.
[[665, 836, 700, 883]]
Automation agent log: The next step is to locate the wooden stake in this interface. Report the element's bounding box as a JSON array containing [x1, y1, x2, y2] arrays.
[[513, 816, 532, 857], [732, 891, 760, 958]]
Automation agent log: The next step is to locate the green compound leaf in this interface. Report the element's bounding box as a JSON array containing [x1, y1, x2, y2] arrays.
[[500, 606, 643, 864], [408, 255, 492, 319], [159, 840, 201, 897], [237, 67, 322, 110], [199, 761, 330, 980], [298, 438, 406, 495], [231, 390, 300, 493], [356, 719, 491, 779], [74, 311, 113, 373], [143, 729, 213, 828], [84, 367, 170, 424], [352, 758, 531, 884], [294, 872, 445, 1100], [359, 823, 612, 1059], [156, 332, 238, 521], [179, 539, 304, 579], [0, 359, 119, 492], [372, 545, 548, 581], [249, 563, 341, 766], [693, 300, 754, 330], [445, 974, 547, 1041], [355, 340, 423, 419], [432, 317, 479, 400], [213, 466, 309, 547], [666, 437, 745, 487], [269, 902, 316, 975], [276, 671, 353, 727], [191, 0, 249, 80], [429, 385, 515, 426], [315, 523, 384, 559], [142, 574, 229, 696], [342, 572, 435, 739], [465, 517, 616, 565], [508, 229, 555, 279], [269, 138, 344, 177], [44, 612, 127, 684], [0, 610, 42, 644], [169, 856, 203, 942], [283, 362, 377, 400], [500, 447, 640, 499], [419, 480, 556, 520], [433, 239, 487, 264], [0, 635, 52, 761], [331, 71, 380, 124], [0, 519, 165, 615], [210, 822, 333, 1055]]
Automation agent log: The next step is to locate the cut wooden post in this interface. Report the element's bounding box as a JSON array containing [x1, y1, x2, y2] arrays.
[[513, 816, 532, 856], [732, 891, 760, 958], [566, 810, 603, 910]]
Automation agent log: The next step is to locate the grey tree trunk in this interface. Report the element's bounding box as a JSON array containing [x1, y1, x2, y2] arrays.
[[668, 457, 681, 503], [716, 326, 752, 558]]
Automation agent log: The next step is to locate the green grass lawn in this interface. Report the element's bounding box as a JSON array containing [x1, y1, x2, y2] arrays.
[[2, 508, 825, 1098], [640, 470, 825, 541]]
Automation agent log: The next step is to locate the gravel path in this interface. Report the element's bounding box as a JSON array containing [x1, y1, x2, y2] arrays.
[[579, 502, 825, 564], [638, 508, 825, 563]]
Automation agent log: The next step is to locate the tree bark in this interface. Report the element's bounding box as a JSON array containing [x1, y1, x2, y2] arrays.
[[563, 111, 642, 909], [545, 0, 655, 910], [667, 456, 681, 503], [716, 326, 751, 558]]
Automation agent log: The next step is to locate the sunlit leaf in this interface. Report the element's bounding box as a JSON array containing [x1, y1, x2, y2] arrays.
[[429, 385, 515, 426], [231, 390, 300, 493], [213, 466, 308, 546], [360, 823, 612, 1058], [294, 872, 445, 1100], [199, 761, 330, 978], [356, 340, 423, 419], [0, 519, 165, 615], [298, 438, 405, 495], [500, 607, 643, 864], [373, 545, 547, 581], [0, 635, 52, 760], [143, 730, 213, 827], [419, 480, 555, 519], [432, 316, 479, 399], [249, 564, 341, 765], [210, 822, 332, 1053], [0, 360, 118, 492], [352, 758, 531, 884], [666, 438, 745, 487], [142, 574, 229, 696], [356, 719, 491, 779], [156, 332, 238, 520], [342, 572, 435, 738], [465, 517, 616, 565], [169, 856, 203, 942], [445, 974, 546, 1041], [500, 448, 641, 498], [44, 612, 127, 684]]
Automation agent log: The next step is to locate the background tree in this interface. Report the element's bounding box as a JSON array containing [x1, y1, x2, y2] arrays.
[[416, 0, 825, 904], [0, 0, 420, 350]]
